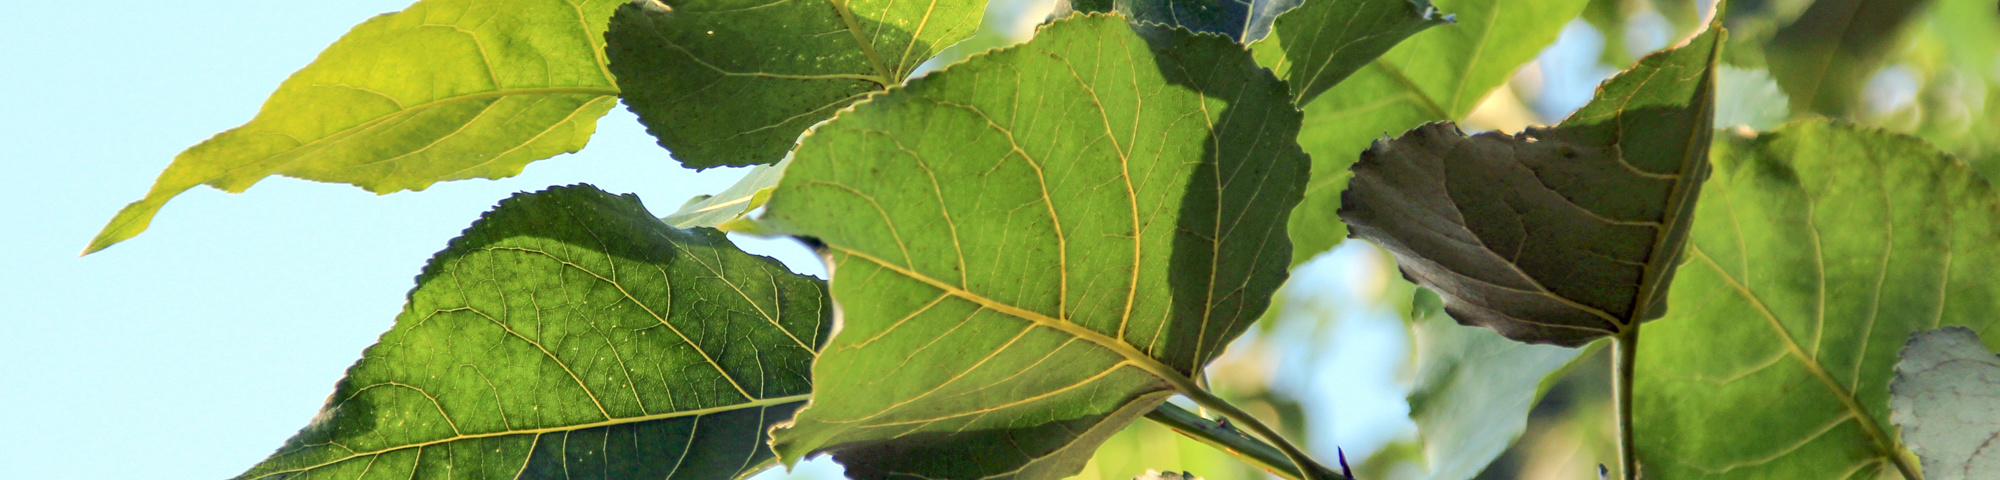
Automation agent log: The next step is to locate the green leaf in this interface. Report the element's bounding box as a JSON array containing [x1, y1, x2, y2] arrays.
[[1398, 289, 1586, 480], [235, 185, 830, 480], [87, 0, 625, 255], [1337, 26, 1722, 346], [664, 159, 789, 229], [1248, 0, 1450, 105], [604, 0, 987, 169], [762, 14, 1307, 479], [1892, 327, 2000, 480], [1285, 0, 1590, 266], [1635, 120, 2000, 479], [1765, 0, 1928, 117]]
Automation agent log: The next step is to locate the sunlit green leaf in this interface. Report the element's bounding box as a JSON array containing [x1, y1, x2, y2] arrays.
[[1637, 120, 2000, 479], [1249, 0, 1449, 105], [236, 185, 830, 480], [664, 159, 789, 229], [605, 0, 986, 169], [763, 14, 1307, 479], [1339, 25, 1721, 346], [1285, 0, 1591, 266], [88, 0, 625, 254], [1891, 327, 2000, 480]]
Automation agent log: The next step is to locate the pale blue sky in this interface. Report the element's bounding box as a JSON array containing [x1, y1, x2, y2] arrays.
[[0, 1, 1625, 478]]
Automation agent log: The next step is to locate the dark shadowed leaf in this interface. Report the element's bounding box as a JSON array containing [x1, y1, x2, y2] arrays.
[[1892, 327, 2000, 480], [1284, 0, 1590, 266], [1338, 25, 1722, 346], [763, 14, 1307, 479], [234, 185, 830, 480], [1636, 120, 2000, 479], [1765, 0, 1928, 116], [88, 0, 626, 254], [605, 0, 986, 169], [1248, 0, 1450, 105]]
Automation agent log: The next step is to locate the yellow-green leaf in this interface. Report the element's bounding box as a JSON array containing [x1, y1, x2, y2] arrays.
[[87, 0, 625, 255]]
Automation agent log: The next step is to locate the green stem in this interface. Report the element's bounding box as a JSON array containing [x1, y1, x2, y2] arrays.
[[1612, 326, 1641, 480], [1174, 386, 1337, 480], [1146, 404, 1346, 480]]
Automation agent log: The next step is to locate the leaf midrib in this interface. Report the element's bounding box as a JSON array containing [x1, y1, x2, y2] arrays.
[[244, 394, 812, 479], [1687, 245, 1919, 477], [831, 245, 1209, 395]]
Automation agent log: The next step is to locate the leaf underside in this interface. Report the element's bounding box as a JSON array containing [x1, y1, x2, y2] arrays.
[[1638, 120, 2000, 479], [604, 0, 985, 169], [1339, 25, 1721, 346], [763, 14, 1307, 480], [1400, 289, 1584, 480], [88, 0, 625, 254], [1283, 0, 1592, 266], [1891, 327, 2000, 480], [664, 158, 789, 229], [236, 185, 830, 480]]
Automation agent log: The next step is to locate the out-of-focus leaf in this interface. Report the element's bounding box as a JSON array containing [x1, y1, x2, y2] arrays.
[[88, 0, 625, 254], [1395, 289, 1585, 480], [1765, 0, 1929, 116], [235, 185, 830, 480], [1338, 26, 1722, 346], [1715, 66, 1792, 130], [1249, 0, 1451, 105], [663, 159, 789, 229], [605, 0, 986, 169], [1285, 0, 1590, 266], [764, 14, 1307, 479], [1583, 0, 1635, 66], [1636, 120, 2000, 479], [1891, 327, 2000, 480]]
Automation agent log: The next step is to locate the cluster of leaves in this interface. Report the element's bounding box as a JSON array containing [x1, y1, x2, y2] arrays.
[[87, 0, 2000, 479]]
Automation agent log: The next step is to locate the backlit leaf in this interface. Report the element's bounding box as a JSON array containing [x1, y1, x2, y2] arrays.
[[1399, 289, 1585, 480], [1338, 25, 1722, 346], [88, 0, 624, 254], [663, 159, 789, 229], [1248, 0, 1449, 105], [763, 14, 1307, 479], [235, 185, 830, 480], [1636, 120, 2000, 479], [605, 0, 986, 169], [1286, 0, 1590, 265], [1765, 0, 1927, 116], [1891, 327, 2000, 480]]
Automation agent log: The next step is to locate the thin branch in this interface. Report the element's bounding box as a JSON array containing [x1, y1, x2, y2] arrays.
[[1145, 403, 1347, 480], [1172, 386, 1339, 480]]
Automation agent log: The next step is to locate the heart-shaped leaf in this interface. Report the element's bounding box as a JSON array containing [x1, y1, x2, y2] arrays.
[[235, 185, 830, 480], [763, 14, 1307, 479], [1635, 120, 2000, 479], [88, 0, 626, 254], [605, 0, 986, 169], [1338, 25, 1723, 346]]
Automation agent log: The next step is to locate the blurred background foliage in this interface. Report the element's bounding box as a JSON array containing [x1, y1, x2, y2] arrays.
[[766, 0, 2000, 478]]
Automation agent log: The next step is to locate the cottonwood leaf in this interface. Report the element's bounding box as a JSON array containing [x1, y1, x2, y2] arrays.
[[87, 0, 625, 255], [763, 14, 1306, 479], [1892, 327, 2000, 480], [1249, 0, 1450, 105], [1286, 0, 1590, 266], [1636, 120, 2000, 479], [664, 159, 789, 229], [1765, 0, 1927, 117], [1339, 25, 1722, 346], [604, 0, 985, 169], [235, 185, 830, 480]]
